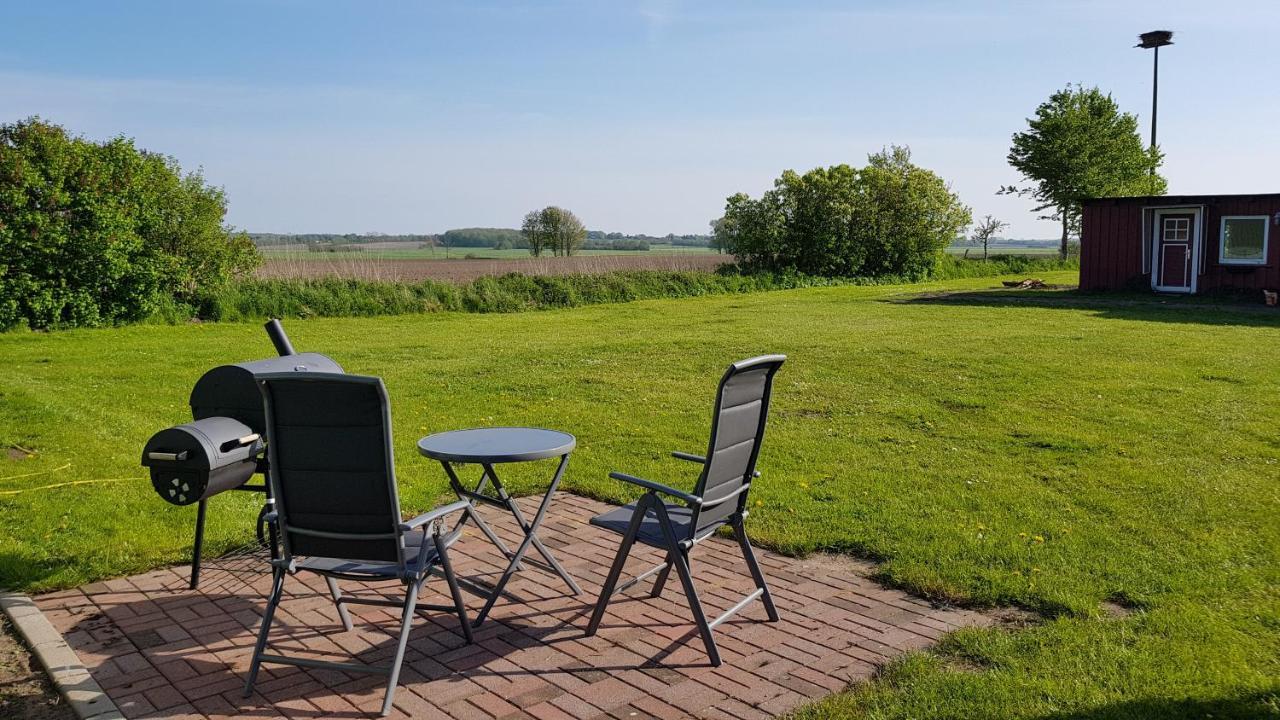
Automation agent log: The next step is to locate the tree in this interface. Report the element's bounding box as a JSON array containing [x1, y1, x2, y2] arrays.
[[546, 206, 586, 257], [718, 146, 971, 278], [521, 210, 549, 257], [708, 218, 730, 254], [851, 146, 972, 278], [970, 215, 1008, 261], [1003, 84, 1166, 259], [0, 118, 258, 330], [521, 206, 586, 257]]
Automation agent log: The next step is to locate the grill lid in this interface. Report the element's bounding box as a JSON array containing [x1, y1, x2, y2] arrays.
[[189, 352, 343, 433]]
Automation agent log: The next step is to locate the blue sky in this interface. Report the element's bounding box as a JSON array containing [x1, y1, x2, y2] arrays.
[[3, 1, 1277, 237]]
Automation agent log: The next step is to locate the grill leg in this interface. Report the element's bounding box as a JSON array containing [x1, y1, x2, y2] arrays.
[[324, 577, 354, 632], [243, 567, 285, 698], [735, 518, 779, 622], [586, 494, 651, 636], [379, 578, 421, 717], [189, 499, 208, 590]]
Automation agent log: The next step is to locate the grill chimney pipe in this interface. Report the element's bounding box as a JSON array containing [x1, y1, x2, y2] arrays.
[[264, 318, 296, 356]]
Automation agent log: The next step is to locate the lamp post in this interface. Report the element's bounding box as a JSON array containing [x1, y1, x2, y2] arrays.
[[1136, 30, 1174, 152]]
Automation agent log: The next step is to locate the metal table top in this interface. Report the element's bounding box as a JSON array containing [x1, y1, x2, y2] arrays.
[[416, 427, 576, 464]]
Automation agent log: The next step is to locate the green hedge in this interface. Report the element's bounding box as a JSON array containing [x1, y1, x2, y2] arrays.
[[933, 253, 1078, 279], [175, 255, 1076, 323], [199, 271, 828, 321]]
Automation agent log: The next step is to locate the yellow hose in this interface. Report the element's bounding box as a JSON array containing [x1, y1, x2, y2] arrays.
[[0, 476, 132, 496], [0, 462, 71, 482]]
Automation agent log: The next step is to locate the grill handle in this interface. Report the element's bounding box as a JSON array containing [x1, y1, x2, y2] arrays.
[[147, 450, 189, 462], [265, 319, 296, 356], [220, 434, 261, 453]]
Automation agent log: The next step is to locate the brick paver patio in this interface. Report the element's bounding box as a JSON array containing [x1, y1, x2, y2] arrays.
[[34, 494, 992, 719]]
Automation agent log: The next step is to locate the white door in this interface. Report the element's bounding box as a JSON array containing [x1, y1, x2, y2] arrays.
[[1151, 210, 1199, 293]]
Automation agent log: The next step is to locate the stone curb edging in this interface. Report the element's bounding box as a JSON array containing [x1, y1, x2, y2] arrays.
[[0, 591, 124, 720]]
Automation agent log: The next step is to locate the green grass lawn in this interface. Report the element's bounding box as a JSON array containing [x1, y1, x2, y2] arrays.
[[1, 271, 1277, 718]]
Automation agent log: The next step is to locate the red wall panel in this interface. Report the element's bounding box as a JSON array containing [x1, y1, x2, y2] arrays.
[[1080, 194, 1280, 292]]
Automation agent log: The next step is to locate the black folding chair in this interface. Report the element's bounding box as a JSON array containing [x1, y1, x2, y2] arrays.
[[585, 355, 785, 666], [243, 373, 473, 717]]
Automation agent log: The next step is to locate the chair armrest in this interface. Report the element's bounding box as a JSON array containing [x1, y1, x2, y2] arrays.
[[609, 471, 702, 506], [399, 499, 472, 532]]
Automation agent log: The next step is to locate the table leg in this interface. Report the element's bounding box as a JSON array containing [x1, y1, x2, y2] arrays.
[[440, 461, 522, 568], [483, 463, 582, 595], [473, 453, 573, 626]]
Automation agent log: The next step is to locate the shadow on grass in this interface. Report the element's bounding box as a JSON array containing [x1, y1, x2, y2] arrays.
[[1035, 689, 1280, 720], [889, 288, 1280, 328]]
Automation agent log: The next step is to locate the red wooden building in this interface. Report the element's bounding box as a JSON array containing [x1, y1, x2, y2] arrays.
[[1079, 193, 1280, 294]]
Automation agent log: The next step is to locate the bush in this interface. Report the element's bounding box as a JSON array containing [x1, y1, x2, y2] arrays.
[[0, 118, 258, 330], [716, 146, 971, 279]]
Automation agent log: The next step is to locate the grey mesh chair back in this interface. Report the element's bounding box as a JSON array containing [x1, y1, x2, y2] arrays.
[[586, 355, 786, 667], [244, 372, 473, 716], [690, 356, 784, 539], [259, 373, 405, 567]]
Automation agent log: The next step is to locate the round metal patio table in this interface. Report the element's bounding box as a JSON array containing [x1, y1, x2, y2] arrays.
[[417, 427, 581, 626]]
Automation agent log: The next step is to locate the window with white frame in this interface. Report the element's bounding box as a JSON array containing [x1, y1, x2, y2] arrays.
[[1219, 216, 1269, 265]]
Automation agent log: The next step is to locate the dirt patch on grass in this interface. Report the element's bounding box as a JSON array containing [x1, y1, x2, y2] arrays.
[[0, 617, 73, 720], [942, 655, 990, 674], [791, 552, 880, 579], [257, 253, 732, 283], [988, 605, 1041, 628], [1101, 601, 1136, 619], [1101, 594, 1141, 619]]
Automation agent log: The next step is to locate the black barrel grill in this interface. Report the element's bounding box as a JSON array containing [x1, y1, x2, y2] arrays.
[[141, 319, 343, 588], [142, 417, 262, 505]]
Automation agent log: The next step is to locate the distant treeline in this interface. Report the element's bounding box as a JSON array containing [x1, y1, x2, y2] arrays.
[[587, 231, 712, 247], [250, 229, 714, 251], [250, 233, 435, 247]]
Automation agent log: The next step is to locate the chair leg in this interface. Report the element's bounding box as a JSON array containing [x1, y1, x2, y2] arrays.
[[324, 576, 354, 631], [243, 567, 286, 698], [380, 578, 421, 717], [735, 519, 779, 622], [434, 531, 474, 644], [667, 538, 721, 666], [586, 495, 652, 636], [652, 503, 720, 666], [650, 551, 674, 598]]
